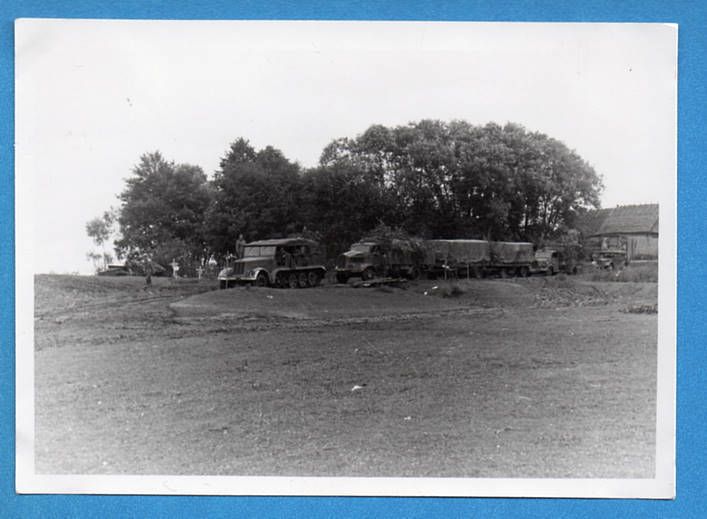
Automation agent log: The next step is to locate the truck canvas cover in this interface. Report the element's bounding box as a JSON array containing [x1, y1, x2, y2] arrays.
[[490, 241, 534, 264], [425, 239, 490, 265]]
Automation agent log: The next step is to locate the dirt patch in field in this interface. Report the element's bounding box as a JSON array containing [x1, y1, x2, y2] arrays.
[[33, 274, 657, 478]]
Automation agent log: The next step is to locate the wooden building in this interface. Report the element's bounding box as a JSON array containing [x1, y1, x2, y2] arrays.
[[576, 204, 659, 261]]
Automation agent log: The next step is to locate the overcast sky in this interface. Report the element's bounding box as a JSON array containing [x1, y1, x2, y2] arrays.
[[15, 20, 676, 274]]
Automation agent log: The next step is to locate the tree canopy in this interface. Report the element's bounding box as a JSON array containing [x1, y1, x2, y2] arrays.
[[92, 121, 603, 272], [320, 120, 602, 242], [114, 151, 210, 274], [204, 139, 304, 257]]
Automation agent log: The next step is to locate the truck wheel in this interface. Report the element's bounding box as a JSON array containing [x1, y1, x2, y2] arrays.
[[500, 269, 509, 279], [547, 266, 554, 276], [336, 272, 349, 284], [307, 270, 321, 287], [362, 268, 375, 281], [297, 272, 308, 288], [519, 266, 530, 278], [219, 280, 227, 289], [287, 273, 298, 289], [255, 272, 268, 287]]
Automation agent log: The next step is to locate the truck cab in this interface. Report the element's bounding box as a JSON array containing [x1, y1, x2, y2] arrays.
[[335, 242, 384, 282], [531, 248, 560, 275], [335, 240, 420, 283], [588, 236, 628, 270]]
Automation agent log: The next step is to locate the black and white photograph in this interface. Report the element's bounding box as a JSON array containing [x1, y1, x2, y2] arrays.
[[15, 20, 676, 497]]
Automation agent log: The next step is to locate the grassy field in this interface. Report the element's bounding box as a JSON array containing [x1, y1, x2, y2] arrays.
[[33, 273, 658, 477]]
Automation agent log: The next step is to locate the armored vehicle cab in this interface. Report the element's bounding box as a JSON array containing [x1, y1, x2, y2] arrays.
[[218, 238, 326, 289]]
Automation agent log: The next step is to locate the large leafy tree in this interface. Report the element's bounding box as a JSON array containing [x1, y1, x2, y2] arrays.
[[115, 151, 211, 275], [205, 139, 304, 256], [299, 162, 398, 259], [321, 120, 602, 242]]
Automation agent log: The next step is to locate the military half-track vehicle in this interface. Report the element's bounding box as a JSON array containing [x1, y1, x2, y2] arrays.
[[218, 238, 326, 289]]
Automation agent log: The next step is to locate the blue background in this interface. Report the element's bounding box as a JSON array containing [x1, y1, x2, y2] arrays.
[[1, 1, 704, 517]]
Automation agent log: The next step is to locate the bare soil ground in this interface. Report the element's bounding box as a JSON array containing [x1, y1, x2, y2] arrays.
[[34, 273, 657, 477]]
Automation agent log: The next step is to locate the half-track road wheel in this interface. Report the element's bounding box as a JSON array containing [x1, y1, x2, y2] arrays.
[[307, 270, 321, 287], [297, 271, 308, 288], [276, 272, 288, 288]]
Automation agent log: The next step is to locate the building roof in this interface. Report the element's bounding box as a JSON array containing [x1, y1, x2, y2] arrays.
[[247, 238, 318, 247], [574, 208, 613, 237], [576, 204, 659, 237]]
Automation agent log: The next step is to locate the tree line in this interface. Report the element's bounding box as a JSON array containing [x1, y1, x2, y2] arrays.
[[86, 120, 603, 275]]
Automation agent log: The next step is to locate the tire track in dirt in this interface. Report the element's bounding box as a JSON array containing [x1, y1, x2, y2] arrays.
[[35, 293, 183, 319]]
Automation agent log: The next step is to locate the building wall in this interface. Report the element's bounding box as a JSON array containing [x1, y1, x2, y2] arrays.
[[626, 234, 659, 260]]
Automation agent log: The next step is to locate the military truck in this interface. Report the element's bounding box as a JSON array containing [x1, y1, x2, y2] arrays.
[[218, 238, 326, 289], [586, 236, 628, 270], [531, 247, 583, 275], [335, 239, 423, 283]]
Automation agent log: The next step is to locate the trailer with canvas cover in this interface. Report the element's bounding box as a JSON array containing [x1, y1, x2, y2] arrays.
[[425, 240, 534, 279], [422, 239, 490, 279], [486, 241, 535, 278]]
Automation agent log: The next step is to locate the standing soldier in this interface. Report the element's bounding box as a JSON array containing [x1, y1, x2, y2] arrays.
[[143, 257, 153, 287], [235, 233, 246, 259]]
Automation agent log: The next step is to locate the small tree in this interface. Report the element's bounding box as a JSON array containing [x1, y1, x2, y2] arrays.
[[86, 209, 117, 272]]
